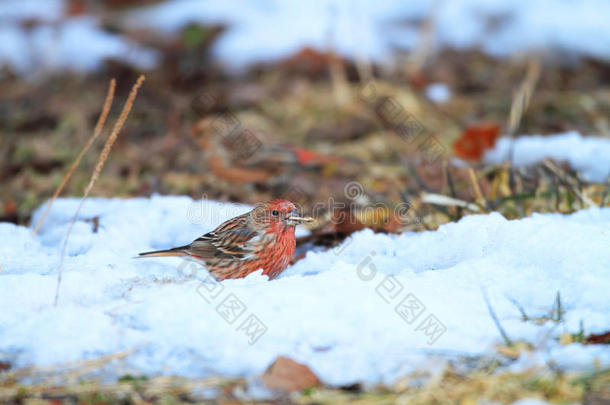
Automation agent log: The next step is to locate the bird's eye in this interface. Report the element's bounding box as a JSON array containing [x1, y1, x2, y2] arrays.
[[272, 210, 279, 216]]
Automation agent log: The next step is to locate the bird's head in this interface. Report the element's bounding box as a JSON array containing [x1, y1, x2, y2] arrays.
[[251, 199, 314, 233]]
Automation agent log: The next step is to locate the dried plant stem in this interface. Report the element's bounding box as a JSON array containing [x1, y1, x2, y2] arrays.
[[481, 287, 513, 347], [507, 60, 541, 163], [601, 173, 610, 207], [444, 161, 463, 219], [328, 50, 350, 105], [2, 347, 138, 381], [468, 168, 487, 211], [543, 159, 597, 208], [421, 192, 481, 212], [0, 263, 4, 275], [53, 75, 145, 306], [325, 17, 350, 105], [405, 0, 438, 75], [32, 79, 116, 235]]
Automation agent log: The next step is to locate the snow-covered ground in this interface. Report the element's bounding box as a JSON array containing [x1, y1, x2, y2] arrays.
[[0, 0, 158, 75], [2, 0, 610, 74], [484, 132, 610, 182], [1, 196, 609, 385], [127, 0, 610, 67]]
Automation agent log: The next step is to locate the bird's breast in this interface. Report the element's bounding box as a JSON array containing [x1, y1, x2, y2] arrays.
[[257, 230, 295, 279]]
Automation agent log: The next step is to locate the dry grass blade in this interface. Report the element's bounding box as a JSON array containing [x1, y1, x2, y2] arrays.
[[508, 59, 540, 135], [481, 287, 513, 347], [543, 159, 597, 208], [421, 192, 481, 212], [468, 168, 487, 211], [53, 75, 145, 306], [0, 347, 139, 383], [328, 50, 350, 105], [507, 60, 541, 162], [0, 371, 242, 404], [0, 263, 4, 275], [32, 79, 116, 235], [404, 0, 439, 76], [601, 174, 610, 207]]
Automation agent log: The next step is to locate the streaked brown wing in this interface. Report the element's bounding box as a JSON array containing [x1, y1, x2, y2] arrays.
[[187, 214, 258, 260]]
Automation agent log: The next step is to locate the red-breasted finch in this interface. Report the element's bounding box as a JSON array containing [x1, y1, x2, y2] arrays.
[[138, 200, 313, 280]]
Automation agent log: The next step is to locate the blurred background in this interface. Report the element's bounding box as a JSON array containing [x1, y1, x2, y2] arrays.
[[1, 0, 609, 238], [1, 1, 610, 403]]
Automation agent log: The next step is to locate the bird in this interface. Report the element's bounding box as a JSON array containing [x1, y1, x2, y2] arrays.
[[138, 200, 314, 280], [191, 116, 345, 183]]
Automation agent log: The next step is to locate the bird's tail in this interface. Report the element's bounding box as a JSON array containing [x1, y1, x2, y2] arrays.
[[138, 245, 190, 258]]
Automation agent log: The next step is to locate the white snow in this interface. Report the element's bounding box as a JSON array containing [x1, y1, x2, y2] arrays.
[[425, 83, 451, 104], [2, 0, 610, 74], [484, 132, 610, 182], [126, 0, 610, 68], [0, 1, 158, 75], [511, 399, 552, 405], [1, 196, 609, 385], [0, 0, 64, 21]]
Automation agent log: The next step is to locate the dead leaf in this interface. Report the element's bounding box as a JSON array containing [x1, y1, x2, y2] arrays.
[[453, 123, 500, 161], [4, 200, 16, 215], [278, 47, 348, 78], [495, 341, 532, 359], [586, 331, 610, 345], [262, 356, 321, 393]]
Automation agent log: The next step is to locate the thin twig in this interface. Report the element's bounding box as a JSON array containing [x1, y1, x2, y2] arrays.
[[325, 13, 350, 106], [507, 60, 541, 163], [4, 348, 137, 379], [405, 0, 439, 75], [32, 80, 116, 235], [600, 171, 610, 207], [54, 76, 145, 306], [445, 161, 457, 198], [421, 192, 481, 212], [468, 168, 487, 211], [552, 291, 564, 323], [507, 297, 530, 321], [507, 60, 540, 190], [405, 162, 454, 221], [406, 163, 432, 192], [481, 287, 513, 347], [444, 161, 463, 219], [398, 187, 432, 230], [543, 160, 596, 208]]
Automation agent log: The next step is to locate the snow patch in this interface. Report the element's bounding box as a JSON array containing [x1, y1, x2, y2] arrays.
[[3, 0, 610, 74], [1, 196, 609, 385], [485, 132, 610, 182], [425, 83, 451, 104]]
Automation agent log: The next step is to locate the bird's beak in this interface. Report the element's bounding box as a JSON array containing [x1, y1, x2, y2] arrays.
[[285, 210, 314, 225], [286, 215, 314, 223]]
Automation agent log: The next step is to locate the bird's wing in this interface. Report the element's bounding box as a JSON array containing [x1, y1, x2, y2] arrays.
[[187, 214, 259, 260]]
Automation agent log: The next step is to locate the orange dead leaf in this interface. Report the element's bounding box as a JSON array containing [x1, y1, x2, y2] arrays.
[[280, 47, 338, 76], [262, 356, 321, 393], [453, 123, 501, 161], [4, 200, 16, 215], [586, 331, 610, 345], [286, 146, 344, 166]]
